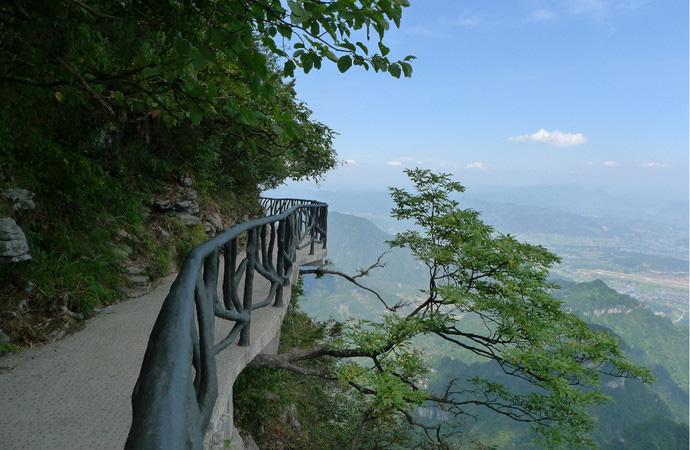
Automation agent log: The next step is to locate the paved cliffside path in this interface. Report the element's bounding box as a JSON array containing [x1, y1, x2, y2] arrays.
[[0, 245, 324, 450]]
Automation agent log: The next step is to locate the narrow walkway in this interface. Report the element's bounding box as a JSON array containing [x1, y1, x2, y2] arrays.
[[0, 246, 324, 450]]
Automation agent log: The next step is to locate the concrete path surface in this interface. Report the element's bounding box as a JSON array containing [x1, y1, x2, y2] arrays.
[[0, 245, 324, 450]]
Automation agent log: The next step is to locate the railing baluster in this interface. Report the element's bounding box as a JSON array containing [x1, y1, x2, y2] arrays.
[[222, 241, 235, 311], [309, 209, 316, 255], [239, 229, 256, 346], [260, 223, 271, 271], [194, 266, 217, 430], [275, 219, 285, 307], [267, 222, 276, 271], [204, 250, 219, 308], [322, 206, 328, 248]]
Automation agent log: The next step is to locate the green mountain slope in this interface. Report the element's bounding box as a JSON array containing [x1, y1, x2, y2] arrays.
[[555, 279, 689, 395]]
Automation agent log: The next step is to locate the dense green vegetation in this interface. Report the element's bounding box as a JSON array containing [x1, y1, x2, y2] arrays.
[[0, 1, 413, 343], [235, 279, 420, 449]]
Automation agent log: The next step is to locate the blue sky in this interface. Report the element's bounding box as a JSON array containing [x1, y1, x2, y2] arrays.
[[275, 0, 688, 197]]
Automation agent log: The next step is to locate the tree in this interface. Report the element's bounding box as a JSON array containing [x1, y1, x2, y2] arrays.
[[250, 169, 650, 449], [0, 0, 413, 161]]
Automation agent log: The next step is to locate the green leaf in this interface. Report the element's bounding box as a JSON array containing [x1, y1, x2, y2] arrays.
[[283, 60, 296, 77], [388, 62, 401, 78], [400, 61, 413, 77], [378, 41, 390, 56], [189, 105, 203, 125], [323, 49, 338, 63], [337, 55, 352, 73]]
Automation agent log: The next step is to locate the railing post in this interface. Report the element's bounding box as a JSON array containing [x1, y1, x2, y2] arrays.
[[204, 250, 219, 306], [322, 205, 328, 249], [239, 228, 256, 346], [274, 219, 285, 307], [223, 239, 236, 311]]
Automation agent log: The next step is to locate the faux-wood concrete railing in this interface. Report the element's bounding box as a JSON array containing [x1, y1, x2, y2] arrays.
[[125, 198, 327, 450]]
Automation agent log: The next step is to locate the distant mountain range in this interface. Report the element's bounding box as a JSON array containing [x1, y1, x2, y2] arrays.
[[300, 211, 689, 449], [285, 188, 688, 321]]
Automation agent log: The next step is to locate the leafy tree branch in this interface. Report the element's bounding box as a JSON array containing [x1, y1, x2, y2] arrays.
[[249, 169, 652, 448]]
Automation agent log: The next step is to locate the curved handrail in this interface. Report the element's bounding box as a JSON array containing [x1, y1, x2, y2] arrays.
[[125, 197, 327, 450]]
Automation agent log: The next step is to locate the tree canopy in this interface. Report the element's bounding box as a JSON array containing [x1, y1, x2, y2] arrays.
[[253, 169, 651, 449], [1, 0, 413, 188]]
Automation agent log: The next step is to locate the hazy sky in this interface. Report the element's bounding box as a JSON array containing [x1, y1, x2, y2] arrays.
[[274, 0, 688, 196]]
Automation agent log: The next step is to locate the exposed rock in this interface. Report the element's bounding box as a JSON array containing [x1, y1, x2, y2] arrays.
[[23, 281, 36, 296], [178, 213, 201, 226], [183, 189, 198, 201], [152, 183, 203, 227], [155, 226, 171, 239], [47, 328, 67, 342], [115, 228, 132, 240], [113, 243, 133, 259], [0, 218, 26, 241], [124, 266, 145, 276], [239, 431, 260, 450], [175, 199, 197, 213], [61, 306, 84, 321], [0, 217, 31, 263], [153, 199, 173, 212], [207, 212, 224, 231], [128, 275, 150, 288], [282, 404, 301, 430], [122, 273, 152, 298], [0, 329, 10, 345], [203, 222, 214, 234], [17, 298, 29, 312], [2, 188, 35, 210], [179, 175, 193, 188]]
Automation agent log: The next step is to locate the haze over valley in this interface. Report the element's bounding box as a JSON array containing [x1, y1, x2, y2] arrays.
[[272, 184, 689, 323], [294, 206, 689, 449]]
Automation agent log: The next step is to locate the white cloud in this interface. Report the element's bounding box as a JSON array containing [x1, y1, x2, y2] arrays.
[[529, 9, 558, 21], [567, 0, 644, 15], [386, 160, 402, 166], [509, 128, 587, 147], [342, 159, 357, 165], [405, 25, 437, 37], [443, 16, 480, 28], [564, 0, 646, 23], [465, 162, 485, 169], [603, 160, 618, 167], [639, 161, 669, 169]]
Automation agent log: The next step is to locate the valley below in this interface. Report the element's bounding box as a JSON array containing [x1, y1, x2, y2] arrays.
[[294, 201, 689, 449]]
